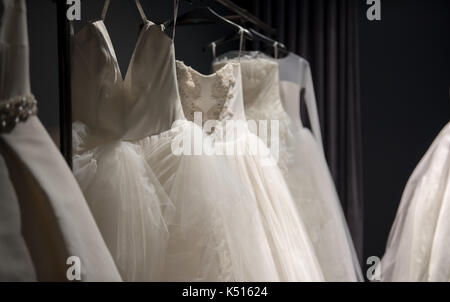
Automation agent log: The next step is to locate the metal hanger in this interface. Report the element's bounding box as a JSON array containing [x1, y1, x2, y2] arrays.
[[206, 27, 288, 59], [163, 1, 252, 39]]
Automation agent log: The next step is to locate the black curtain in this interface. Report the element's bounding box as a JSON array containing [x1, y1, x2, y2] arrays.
[[237, 0, 364, 262]]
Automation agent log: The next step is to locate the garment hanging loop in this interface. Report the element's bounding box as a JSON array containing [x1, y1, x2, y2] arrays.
[[172, 0, 180, 41], [101, 0, 148, 23], [211, 42, 216, 61], [238, 26, 245, 62], [101, 0, 110, 20], [135, 0, 148, 23], [273, 41, 279, 59]]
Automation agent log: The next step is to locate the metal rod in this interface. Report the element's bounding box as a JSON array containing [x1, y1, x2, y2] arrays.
[[55, 1, 72, 168], [215, 0, 276, 36]]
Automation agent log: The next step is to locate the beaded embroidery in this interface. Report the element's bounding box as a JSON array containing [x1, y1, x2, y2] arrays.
[[0, 95, 38, 133]]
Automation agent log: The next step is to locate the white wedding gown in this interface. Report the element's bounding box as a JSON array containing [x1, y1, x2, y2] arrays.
[[381, 122, 450, 282], [0, 0, 120, 281], [214, 53, 362, 281], [175, 59, 324, 281], [72, 10, 179, 280], [72, 2, 281, 281]]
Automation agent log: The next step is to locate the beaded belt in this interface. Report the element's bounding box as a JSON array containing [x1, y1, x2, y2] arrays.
[[0, 95, 38, 133]]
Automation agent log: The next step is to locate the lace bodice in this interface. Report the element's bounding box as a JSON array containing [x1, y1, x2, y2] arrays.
[[213, 57, 293, 175], [214, 57, 288, 122], [176, 61, 246, 126]]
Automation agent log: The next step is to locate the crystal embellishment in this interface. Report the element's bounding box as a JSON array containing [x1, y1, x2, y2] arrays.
[[0, 95, 38, 133]]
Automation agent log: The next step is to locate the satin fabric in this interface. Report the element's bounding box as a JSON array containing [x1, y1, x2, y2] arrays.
[[0, 0, 121, 281]]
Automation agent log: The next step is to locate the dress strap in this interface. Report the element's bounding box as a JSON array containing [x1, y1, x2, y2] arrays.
[[211, 42, 216, 61], [101, 0, 148, 23], [238, 26, 245, 62], [273, 42, 279, 59], [134, 0, 148, 23], [172, 0, 180, 41], [100, 0, 110, 20]]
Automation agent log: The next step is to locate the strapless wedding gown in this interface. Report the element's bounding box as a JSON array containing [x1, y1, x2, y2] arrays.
[[214, 54, 362, 281], [72, 14, 280, 281], [381, 122, 450, 282], [175, 60, 324, 281]]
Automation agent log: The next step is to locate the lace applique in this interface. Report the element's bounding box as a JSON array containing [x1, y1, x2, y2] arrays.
[[176, 61, 203, 122], [210, 210, 234, 281], [176, 61, 237, 128], [0, 95, 38, 133], [212, 64, 235, 122]]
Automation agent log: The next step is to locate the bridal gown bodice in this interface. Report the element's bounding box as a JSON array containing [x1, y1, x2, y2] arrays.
[[72, 19, 186, 281], [213, 55, 362, 281], [381, 122, 450, 281], [72, 20, 183, 143], [176, 60, 325, 281], [0, 0, 120, 281]]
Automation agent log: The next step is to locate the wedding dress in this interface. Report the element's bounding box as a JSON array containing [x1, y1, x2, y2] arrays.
[[0, 155, 36, 281], [72, 1, 280, 281], [175, 51, 324, 280], [381, 122, 450, 282], [71, 2, 179, 281], [214, 53, 362, 281], [0, 0, 120, 281]]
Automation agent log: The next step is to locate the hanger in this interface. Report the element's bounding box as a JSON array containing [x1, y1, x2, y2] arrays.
[[206, 27, 288, 59], [163, 1, 252, 39], [249, 28, 288, 58]]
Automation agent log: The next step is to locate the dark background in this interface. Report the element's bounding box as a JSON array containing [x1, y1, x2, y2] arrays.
[[359, 0, 450, 263], [26, 0, 450, 270]]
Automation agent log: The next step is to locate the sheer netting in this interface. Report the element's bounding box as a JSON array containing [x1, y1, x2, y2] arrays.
[[137, 121, 281, 281], [213, 55, 362, 281], [73, 122, 175, 281], [175, 60, 325, 281]]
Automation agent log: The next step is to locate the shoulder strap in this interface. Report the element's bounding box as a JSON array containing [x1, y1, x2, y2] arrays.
[[101, 0, 148, 23]]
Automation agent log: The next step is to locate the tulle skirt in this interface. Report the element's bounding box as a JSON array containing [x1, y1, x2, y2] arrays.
[[73, 122, 174, 281], [209, 128, 325, 281], [138, 121, 281, 281], [285, 124, 363, 281]]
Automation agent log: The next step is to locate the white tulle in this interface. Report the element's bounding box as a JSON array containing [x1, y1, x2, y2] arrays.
[[73, 122, 174, 281], [176, 60, 325, 281], [381, 122, 450, 282], [213, 55, 362, 281], [137, 121, 281, 281]]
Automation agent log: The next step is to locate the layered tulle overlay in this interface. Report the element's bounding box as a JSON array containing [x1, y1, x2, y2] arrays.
[[137, 120, 281, 281], [72, 7, 326, 281], [175, 60, 325, 281], [73, 122, 174, 281], [214, 55, 362, 281]]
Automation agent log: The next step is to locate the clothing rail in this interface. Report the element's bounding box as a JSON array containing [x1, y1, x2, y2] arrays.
[[215, 0, 276, 36], [55, 0, 73, 168]]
